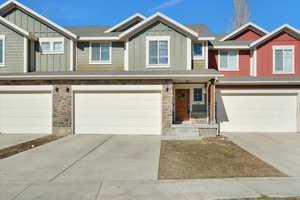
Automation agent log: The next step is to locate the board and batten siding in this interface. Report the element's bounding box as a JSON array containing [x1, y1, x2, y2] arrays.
[[0, 22, 24, 73], [128, 21, 187, 71], [2, 7, 71, 72], [76, 42, 124, 71]]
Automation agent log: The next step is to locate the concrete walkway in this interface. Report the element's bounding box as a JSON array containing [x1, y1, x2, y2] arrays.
[[0, 134, 47, 150], [225, 132, 300, 176], [1, 178, 300, 200]]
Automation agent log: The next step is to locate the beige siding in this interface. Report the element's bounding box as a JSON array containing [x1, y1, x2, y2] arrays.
[[128, 21, 187, 71], [192, 59, 206, 69], [0, 22, 24, 73], [76, 42, 124, 71], [3, 8, 71, 72]]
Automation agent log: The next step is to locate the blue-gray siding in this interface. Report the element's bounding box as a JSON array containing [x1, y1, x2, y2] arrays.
[[128, 21, 187, 71], [0, 22, 24, 73], [2, 7, 71, 72]]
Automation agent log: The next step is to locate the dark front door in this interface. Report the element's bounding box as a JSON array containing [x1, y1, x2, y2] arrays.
[[175, 89, 190, 122]]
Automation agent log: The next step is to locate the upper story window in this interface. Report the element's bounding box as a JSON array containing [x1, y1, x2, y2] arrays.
[[193, 43, 204, 59], [39, 38, 64, 54], [0, 35, 5, 67], [90, 42, 111, 64], [146, 36, 170, 68], [273, 46, 295, 74], [218, 50, 239, 71]]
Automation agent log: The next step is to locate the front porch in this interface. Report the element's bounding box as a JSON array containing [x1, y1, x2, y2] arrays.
[[169, 78, 218, 137]]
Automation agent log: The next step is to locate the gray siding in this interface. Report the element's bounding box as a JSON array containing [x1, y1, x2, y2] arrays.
[[0, 22, 24, 73], [3, 8, 71, 72], [128, 21, 187, 71], [76, 42, 124, 71]]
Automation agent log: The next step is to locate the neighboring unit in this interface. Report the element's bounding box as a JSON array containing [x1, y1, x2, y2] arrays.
[[0, 0, 299, 136]]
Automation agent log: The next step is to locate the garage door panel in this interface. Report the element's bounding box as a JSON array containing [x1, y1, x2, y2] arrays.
[[219, 93, 297, 133], [75, 92, 162, 135], [0, 93, 52, 134]]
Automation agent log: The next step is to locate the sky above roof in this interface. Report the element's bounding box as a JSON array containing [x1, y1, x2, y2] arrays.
[[3, 0, 300, 34]]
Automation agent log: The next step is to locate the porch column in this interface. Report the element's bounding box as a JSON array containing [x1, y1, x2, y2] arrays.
[[209, 79, 216, 124]]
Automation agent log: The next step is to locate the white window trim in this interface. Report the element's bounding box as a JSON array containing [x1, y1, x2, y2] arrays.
[[146, 36, 170, 68], [39, 38, 64, 55], [191, 87, 205, 105], [218, 50, 239, 71], [0, 35, 5, 67], [89, 42, 112, 64], [193, 42, 205, 60], [272, 45, 295, 74]]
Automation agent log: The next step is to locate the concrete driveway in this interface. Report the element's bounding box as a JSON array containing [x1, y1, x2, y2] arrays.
[[0, 134, 47, 150], [225, 132, 300, 177], [0, 135, 161, 183]]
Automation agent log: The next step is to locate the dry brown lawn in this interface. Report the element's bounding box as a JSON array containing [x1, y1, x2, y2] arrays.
[[159, 137, 286, 179]]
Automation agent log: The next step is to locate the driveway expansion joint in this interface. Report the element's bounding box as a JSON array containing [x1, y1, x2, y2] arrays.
[[49, 135, 113, 182]]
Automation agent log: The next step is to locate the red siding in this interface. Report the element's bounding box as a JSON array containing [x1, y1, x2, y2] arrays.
[[256, 32, 300, 76], [231, 30, 263, 40], [208, 50, 251, 76]]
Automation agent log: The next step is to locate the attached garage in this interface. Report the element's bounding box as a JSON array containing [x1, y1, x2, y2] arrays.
[[0, 86, 53, 134], [218, 89, 298, 133], [73, 85, 162, 135]]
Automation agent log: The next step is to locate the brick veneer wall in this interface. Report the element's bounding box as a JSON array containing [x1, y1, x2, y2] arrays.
[[0, 79, 174, 136]]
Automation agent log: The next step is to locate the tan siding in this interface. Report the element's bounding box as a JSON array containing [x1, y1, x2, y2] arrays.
[[0, 22, 24, 73], [128, 21, 187, 71], [193, 59, 206, 69], [2, 7, 71, 72], [76, 42, 124, 71]]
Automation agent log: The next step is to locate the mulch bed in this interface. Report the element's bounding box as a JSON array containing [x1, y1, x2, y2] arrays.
[[0, 135, 64, 159], [159, 137, 286, 179]]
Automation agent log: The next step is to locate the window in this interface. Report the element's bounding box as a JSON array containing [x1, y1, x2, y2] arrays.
[[193, 88, 203, 102], [0, 35, 5, 66], [273, 46, 294, 74], [219, 50, 238, 71], [90, 42, 111, 64], [193, 43, 203, 59], [39, 38, 64, 54], [146, 36, 170, 67]]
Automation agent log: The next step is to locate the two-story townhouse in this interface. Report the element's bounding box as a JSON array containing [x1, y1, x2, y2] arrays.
[[0, 0, 299, 136], [0, 0, 221, 136], [209, 23, 300, 133]]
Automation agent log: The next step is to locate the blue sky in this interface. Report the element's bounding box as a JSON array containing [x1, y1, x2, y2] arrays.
[[4, 0, 300, 34]]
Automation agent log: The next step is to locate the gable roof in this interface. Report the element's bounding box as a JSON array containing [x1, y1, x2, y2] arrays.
[[0, 15, 37, 40], [104, 13, 145, 33], [220, 22, 268, 41], [119, 12, 200, 39], [250, 24, 300, 48], [0, 0, 77, 39]]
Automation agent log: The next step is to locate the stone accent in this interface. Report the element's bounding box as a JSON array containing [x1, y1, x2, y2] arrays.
[[0, 79, 174, 136], [52, 85, 72, 136]]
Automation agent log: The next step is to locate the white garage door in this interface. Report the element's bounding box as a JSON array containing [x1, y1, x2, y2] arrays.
[[74, 92, 162, 135], [0, 92, 52, 134], [218, 92, 297, 133]]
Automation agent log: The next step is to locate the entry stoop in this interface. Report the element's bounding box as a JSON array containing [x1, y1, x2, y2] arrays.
[[162, 124, 218, 140]]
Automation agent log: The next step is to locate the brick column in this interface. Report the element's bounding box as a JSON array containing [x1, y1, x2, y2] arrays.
[[209, 79, 216, 124], [52, 85, 72, 136]]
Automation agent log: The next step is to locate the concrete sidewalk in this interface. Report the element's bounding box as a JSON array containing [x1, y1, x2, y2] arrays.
[[1, 177, 300, 200]]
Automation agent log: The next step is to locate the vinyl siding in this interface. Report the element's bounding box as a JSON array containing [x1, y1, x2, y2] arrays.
[[0, 22, 24, 73], [231, 29, 263, 40], [257, 32, 300, 76], [192, 59, 206, 69], [76, 42, 124, 71], [128, 21, 187, 71], [208, 50, 251, 76], [2, 7, 71, 72]]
